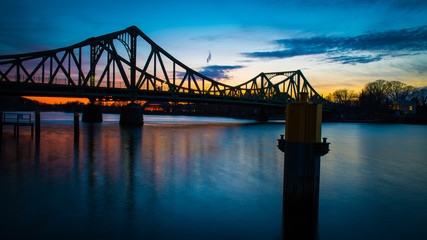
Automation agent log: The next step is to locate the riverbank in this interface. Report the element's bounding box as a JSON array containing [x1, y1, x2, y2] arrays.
[[2, 96, 426, 125]]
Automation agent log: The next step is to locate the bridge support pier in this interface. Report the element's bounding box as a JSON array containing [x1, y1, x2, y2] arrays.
[[120, 102, 144, 126], [82, 103, 103, 123], [255, 107, 269, 122]]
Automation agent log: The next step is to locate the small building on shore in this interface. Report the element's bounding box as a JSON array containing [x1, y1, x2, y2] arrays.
[[390, 100, 417, 115]]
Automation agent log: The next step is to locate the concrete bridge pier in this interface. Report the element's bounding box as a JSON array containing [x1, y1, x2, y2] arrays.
[[120, 102, 144, 126], [255, 107, 269, 122], [82, 101, 103, 123]]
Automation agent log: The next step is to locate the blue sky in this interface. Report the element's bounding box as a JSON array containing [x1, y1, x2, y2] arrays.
[[1, 0, 427, 94]]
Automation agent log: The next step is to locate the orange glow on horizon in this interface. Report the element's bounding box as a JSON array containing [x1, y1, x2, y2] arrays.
[[25, 97, 89, 104]]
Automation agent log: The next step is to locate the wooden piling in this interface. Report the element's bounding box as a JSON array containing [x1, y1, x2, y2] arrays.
[[74, 112, 79, 140], [35, 111, 40, 136], [0, 111, 3, 138]]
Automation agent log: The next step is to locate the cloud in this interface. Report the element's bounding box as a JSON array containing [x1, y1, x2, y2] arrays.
[[243, 25, 427, 64], [199, 65, 245, 80], [190, 35, 226, 42], [326, 54, 385, 65], [395, 60, 427, 75]]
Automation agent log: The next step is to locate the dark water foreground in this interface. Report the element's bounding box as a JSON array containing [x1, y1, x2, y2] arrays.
[[1, 113, 426, 239]]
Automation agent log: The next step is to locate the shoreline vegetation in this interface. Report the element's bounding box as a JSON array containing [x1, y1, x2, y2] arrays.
[[322, 79, 427, 125]]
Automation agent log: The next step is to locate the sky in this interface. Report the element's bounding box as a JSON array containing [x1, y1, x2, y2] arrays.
[[1, 0, 427, 102]]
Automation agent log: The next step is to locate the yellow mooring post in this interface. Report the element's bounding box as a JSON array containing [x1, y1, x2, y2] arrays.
[[277, 92, 330, 239]]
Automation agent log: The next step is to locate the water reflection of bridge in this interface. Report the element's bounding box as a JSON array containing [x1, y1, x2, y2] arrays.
[[0, 26, 328, 123]]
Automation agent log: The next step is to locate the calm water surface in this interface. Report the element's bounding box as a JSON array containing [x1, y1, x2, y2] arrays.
[[1, 112, 426, 239]]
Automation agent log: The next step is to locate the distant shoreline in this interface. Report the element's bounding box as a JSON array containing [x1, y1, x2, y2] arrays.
[[323, 118, 427, 125]]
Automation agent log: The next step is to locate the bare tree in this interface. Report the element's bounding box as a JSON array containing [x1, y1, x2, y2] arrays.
[[412, 87, 427, 106], [325, 93, 333, 102], [389, 81, 415, 101], [332, 89, 356, 104], [389, 81, 406, 101], [360, 79, 392, 105]]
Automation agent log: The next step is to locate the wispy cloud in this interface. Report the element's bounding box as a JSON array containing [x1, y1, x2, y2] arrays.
[[326, 54, 386, 65], [199, 65, 245, 80], [396, 60, 427, 74], [243, 26, 427, 64]]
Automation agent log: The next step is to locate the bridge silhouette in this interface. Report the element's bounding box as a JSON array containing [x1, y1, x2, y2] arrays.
[[0, 26, 327, 123]]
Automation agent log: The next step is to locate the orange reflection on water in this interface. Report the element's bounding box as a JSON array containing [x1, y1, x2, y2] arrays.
[[1, 120, 284, 209], [1, 123, 228, 189]]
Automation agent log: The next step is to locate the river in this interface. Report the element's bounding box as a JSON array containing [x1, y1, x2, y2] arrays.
[[1, 112, 426, 239]]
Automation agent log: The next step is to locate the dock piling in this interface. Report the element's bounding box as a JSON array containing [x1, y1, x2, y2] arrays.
[[0, 111, 3, 139], [74, 112, 80, 140], [35, 111, 40, 137]]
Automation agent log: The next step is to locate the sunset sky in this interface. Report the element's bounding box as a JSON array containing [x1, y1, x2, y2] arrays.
[[1, 0, 427, 103]]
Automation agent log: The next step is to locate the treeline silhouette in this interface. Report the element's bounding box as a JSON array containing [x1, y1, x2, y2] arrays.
[[325, 80, 427, 124]]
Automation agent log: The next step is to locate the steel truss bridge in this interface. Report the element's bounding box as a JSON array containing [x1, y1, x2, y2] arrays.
[[0, 26, 325, 108]]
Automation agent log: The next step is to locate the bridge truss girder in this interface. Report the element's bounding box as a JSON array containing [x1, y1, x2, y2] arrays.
[[0, 26, 326, 107]]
